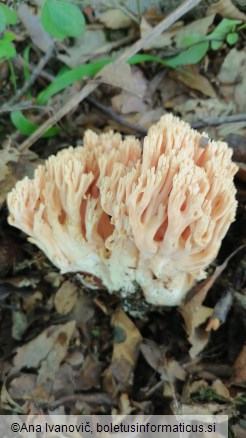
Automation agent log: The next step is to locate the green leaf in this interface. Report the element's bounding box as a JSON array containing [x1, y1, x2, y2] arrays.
[[37, 58, 114, 104], [164, 41, 209, 68], [37, 54, 174, 105], [41, 0, 85, 40], [210, 18, 241, 50], [0, 7, 7, 33], [0, 33, 16, 60], [0, 4, 18, 25], [11, 110, 59, 137], [226, 32, 239, 46], [181, 33, 205, 47]]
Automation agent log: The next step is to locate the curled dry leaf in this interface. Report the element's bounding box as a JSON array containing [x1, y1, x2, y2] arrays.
[[54, 280, 78, 315]]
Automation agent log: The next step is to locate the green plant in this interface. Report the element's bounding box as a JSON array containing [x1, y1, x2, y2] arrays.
[[165, 18, 243, 68], [41, 0, 85, 40], [10, 110, 60, 137], [0, 4, 18, 33]]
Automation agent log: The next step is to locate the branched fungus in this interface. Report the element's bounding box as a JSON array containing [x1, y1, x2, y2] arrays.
[[7, 114, 238, 305]]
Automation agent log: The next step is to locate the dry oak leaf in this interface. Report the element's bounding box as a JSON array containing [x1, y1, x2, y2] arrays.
[[54, 280, 78, 315], [14, 321, 76, 384], [231, 344, 246, 386]]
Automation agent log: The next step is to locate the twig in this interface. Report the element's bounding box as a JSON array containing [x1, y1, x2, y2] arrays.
[[87, 97, 148, 136], [191, 114, 246, 129], [18, 0, 202, 152], [0, 103, 50, 114], [2, 45, 55, 109]]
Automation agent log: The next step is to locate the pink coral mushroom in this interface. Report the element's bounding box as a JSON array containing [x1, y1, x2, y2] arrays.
[[7, 114, 238, 305]]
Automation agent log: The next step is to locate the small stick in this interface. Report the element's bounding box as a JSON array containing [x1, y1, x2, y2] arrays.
[[191, 114, 246, 129]]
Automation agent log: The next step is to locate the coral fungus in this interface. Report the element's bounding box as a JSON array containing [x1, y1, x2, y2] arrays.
[[7, 114, 238, 305]]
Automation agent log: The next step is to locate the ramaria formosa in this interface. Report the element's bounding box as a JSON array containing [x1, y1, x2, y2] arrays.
[[7, 114, 238, 305]]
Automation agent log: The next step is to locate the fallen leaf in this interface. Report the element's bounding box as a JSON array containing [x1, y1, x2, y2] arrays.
[[76, 354, 102, 390], [54, 280, 78, 315], [141, 15, 215, 49], [14, 321, 76, 384], [140, 339, 164, 375], [218, 48, 246, 112], [231, 344, 246, 385], [111, 67, 148, 114], [0, 159, 38, 207], [181, 245, 246, 357], [58, 28, 107, 67], [207, 0, 246, 20], [174, 98, 235, 125], [98, 9, 132, 29], [0, 143, 19, 183], [232, 424, 246, 438], [211, 379, 230, 399], [111, 308, 142, 367], [104, 308, 142, 390], [170, 66, 217, 98], [180, 283, 213, 358], [18, 4, 54, 53], [99, 63, 147, 97]]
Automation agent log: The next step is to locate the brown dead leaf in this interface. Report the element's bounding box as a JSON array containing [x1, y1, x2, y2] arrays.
[[98, 64, 146, 98], [1, 378, 24, 412], [232, 424, 246, 438], [180, 283, 213, 358], [207, 0, 246, 20], [140, 339, 164, 374], [141, 15, 215, 49], [0, 144, 19, 183], [104, 308, 142, 391], [170, 67, 217, 98], [58, 29, 107, 67], [218, 48, 246, 112], [18, 4, 54, 53], [231, 344, 246, 385], [111, 67, 148, 114], [111, 308, 142, 366], [98, 9, 132, 29], [76, 354, 102, 390], [14, 321, 76, 384], [181, 246, 246, 357], [54, 280, 78, 315], [174, 98, 235, 125], [111, 309, 142, 368], [0, 160, 37, 207]]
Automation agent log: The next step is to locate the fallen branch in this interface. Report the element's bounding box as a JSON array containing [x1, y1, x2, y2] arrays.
[[18, 0, 202, 152]]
